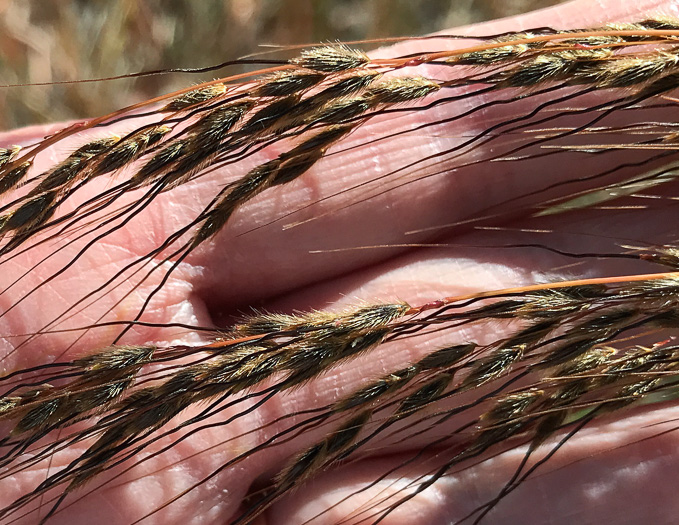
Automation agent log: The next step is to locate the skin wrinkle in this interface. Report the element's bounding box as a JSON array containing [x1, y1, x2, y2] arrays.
[[2, 1, 679, 524]]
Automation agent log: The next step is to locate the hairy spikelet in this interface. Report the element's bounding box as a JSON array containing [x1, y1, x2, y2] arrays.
[[162, 83, 228, 112], [291, 44, 369, 72]]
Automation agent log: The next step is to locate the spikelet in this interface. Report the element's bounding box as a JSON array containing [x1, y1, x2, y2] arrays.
[[291, 44, 369, 72], [0, 160, 31, 195], [365, 76, 441, 103], [91, 125, 172, 177], [254, 70, 326, 97], [161, 83, 228, 112]]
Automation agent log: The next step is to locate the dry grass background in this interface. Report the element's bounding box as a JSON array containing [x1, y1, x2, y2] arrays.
[[0, 0, 561, 129]]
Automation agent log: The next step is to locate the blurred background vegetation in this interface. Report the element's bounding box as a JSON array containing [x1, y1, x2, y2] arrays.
[[0, 0, 562, 129]]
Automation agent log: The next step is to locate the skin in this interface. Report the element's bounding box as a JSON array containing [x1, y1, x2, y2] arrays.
[[1, 0, 679, 523]]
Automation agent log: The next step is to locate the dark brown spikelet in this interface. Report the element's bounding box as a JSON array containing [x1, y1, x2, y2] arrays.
[[74, 344, 156, 374], [291, 44, 369, 72], [132, 138, 190, 186], [283, 70, 382, 125], [165, 100, 255, 184], [276, 442, 325, 492], [468, 416, 528, 457], [451, 37, 534, 65], [417, 342, 478, 371], [238, 94, 302, 136], [572, 51, 679, 88], [311, 96, 373, 125], [494, 51, 600, 87], [394, 372, 453, 417], [33, 136, 120, 194], [281, 124, 354, 159], [554, 346, 617, 377], [226, 304, 409, 389], [199, 345, 287, 395], [323, 410, 371, 455], [333, 366, 418, 412], [599, 378, 661, 414], [365, 76, 441, 103], [4, 345, 155, 437], [638, 16, 679, 30], [191, 121, 354, 243], [282, 327, 391, 386], [271, 125, 354, 186], [192, 159, 281, 245], [276, 411, 370, 494], [193, 99, 255, 140], [13, 395, 61, 435], [312, 69, 382, 101], [254, 70, 326, 97], [0, 145, 21, 168], [270, 150, 324, 187], [0, 160, 31, 195], [188, 100, 255, 154], [0, 191, 58, 235], [336, 302, 411, 330], [460, 346, 524, 390], [161, 83, 228, 112], [91, 125, 172, 177], [481, 389, 544, 426], [235, 302, 409, 336]]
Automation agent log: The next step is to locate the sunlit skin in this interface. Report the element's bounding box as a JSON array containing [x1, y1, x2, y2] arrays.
[[1, 0, 679, 523]]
